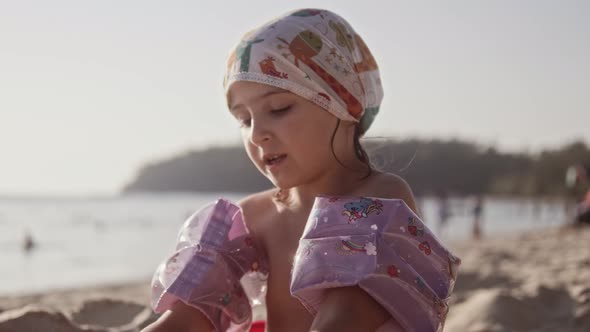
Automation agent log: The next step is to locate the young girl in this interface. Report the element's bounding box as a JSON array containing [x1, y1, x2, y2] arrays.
[[144, 8, 460, 332]]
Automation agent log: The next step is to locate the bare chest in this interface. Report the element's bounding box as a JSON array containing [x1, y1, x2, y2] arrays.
[[257, 210, 314, 330]]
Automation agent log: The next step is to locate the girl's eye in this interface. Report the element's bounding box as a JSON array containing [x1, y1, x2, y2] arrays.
[[237, 106, 290, 128], [239, 118, 251, 128], [271, 106, 291, 115]]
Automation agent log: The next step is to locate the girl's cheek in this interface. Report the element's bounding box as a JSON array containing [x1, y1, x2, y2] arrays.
[[245, 145, 263, 168]]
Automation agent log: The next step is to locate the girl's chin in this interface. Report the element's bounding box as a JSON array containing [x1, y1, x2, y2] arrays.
[[267, 175, 298, 190], [268, 178, 290, 189]]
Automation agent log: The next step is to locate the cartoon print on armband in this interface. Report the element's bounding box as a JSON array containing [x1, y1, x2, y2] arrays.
[[387, 264, 400, 278], [219, 293, 231, 306], [251, 259, 260, 272], [338, 238, 376, 256], [407, 216, 425, 237], [341, 197, 383, 223], [419, 241, 432, 255], [218, 282, 244, 307], [447, 253, 461, 279], [432, 297, 448, 318], [339, 238, 365, 254], [164, 252, 181, 276], [415, 276, 426, 290]]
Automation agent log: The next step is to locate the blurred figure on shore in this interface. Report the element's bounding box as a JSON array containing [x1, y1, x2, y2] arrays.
[[565, 164, 589, 225], [437, 190, 451, 238], [575, 189, 590, 226], [472, 195, 484, 239]]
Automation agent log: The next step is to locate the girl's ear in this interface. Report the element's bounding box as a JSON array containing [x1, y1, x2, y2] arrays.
[[337, 119, 358, 133]]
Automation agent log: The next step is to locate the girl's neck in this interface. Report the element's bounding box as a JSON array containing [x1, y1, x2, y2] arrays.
[[281, 165, 374, 212]]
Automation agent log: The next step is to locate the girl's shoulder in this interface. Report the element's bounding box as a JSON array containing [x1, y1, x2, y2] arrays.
[[237, 188, 277, 219], [357, 172, 418, 214], [236, 188, 278, 242]]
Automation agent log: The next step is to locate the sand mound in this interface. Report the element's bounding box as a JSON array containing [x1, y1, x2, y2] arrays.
[[446, 285, 577, 332], [445, 227, 590, 332], [0, 306, 102, 332], [70, 299, 156, 331], [0, 299, 157, 332]]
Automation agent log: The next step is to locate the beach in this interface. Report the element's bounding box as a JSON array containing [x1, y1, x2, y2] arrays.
[[1, 225, 588, 332]]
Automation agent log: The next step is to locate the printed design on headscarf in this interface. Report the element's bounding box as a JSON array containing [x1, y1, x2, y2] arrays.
[[277, 31, 364, 118], [329, 20, 355, 54], [328, 19, 378, 74], [324, 46, 353, 77], [290, 8, 325, 18], [236, 38, 265, 72], [353, 34, 379, 73], [341, 197, 383, 223], [224, 9, 385, 134], [258, 56, 288, 79], [317, 92, 331, 103]]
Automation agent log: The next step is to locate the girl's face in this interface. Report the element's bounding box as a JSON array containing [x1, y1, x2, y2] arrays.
[[228, 81, 346, 189]]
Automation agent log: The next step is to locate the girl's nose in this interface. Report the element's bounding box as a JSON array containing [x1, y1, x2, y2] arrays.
[[249, 119, 271, 146]]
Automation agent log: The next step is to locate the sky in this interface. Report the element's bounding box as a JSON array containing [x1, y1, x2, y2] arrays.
[[0, 0, 588, 196]]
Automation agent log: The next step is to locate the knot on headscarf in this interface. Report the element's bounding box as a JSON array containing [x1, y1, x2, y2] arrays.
[[224, 8, 383, 135]]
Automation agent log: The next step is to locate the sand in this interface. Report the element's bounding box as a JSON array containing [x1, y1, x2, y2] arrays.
[[0, 283, 155, 332], [444, 226, 590, 332], [1, 226, 589, 332]]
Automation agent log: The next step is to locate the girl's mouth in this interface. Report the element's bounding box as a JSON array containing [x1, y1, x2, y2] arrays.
[[264, 154, 287, 167]]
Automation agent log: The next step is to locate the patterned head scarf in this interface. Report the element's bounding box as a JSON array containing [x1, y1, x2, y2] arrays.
[[224, 8, 383, 135]]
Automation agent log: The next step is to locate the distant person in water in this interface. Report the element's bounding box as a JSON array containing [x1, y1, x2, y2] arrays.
[[472, 195, 484, 239], [23, 229, 35, 253], [437, 190, 451, 238]]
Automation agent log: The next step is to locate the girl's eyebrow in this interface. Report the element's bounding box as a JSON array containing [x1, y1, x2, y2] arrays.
[[229, 89, 290, 112]]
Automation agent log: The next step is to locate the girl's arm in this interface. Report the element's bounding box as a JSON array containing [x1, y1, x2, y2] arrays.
[[309, 286, 393, 332], [309, 175, 418, 332], [141, 301, 214, 332]]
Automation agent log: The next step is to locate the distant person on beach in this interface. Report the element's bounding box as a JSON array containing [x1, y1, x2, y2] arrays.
[[566, 164, 590, 226], [143, 9, 460, 332], [575, 189, 590, 226], [472, 195, 484, 239]]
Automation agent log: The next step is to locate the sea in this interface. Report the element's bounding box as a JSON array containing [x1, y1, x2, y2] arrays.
[[0, 192, 568, 296]]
